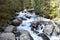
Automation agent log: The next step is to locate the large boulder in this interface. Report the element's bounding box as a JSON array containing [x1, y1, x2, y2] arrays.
[[0, 33, 15, 40], [4, 25, 15, 32], [19, 30, 33, 40], [54, 26, 60, 35], [30, 20, 41, 30], [43, 24, 54, 36], [11, 18, 22, 26], [54, 21, 60, 32], [52, 18, 60, 35], [30, 19, 51, 34], [30, 16, 51, 28]]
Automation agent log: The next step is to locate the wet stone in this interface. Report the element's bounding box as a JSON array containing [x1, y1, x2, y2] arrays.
[[38, 33, 50, 40], [19, 30, 34, 40], [11, 18, 22, 26]]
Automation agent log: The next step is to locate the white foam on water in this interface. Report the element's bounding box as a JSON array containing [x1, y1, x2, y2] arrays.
[[50, 36, 60, 40], [17, 19, 43, 40], [17, 11, 60, 40]]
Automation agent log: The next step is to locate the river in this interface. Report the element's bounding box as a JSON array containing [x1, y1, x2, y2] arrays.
[[16, 9, 60, 40]]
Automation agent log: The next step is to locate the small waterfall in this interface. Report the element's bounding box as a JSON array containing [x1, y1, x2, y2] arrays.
[[16, 10, 60, 40]]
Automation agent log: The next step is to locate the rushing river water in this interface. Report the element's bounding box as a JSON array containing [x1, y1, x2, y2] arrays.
[[16, 10, 60, 40]]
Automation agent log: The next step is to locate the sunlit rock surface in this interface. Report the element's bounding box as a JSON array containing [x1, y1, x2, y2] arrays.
[[0, 33, 15, 40], [43, 24, 54, 36]]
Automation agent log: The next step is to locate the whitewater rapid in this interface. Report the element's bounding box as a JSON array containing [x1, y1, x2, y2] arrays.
[[16, 11, 60, 40]]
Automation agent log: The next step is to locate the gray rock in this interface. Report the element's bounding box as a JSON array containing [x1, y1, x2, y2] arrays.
[[52, 21, 60, 35], [54, 26, 60, 35], [38, 33, 50, 40], [30, 18, 50, 30], [43, 24, 54, 36], [4, 25, 15, 32], [55, 21, 60, 28], [0, 33, 15, 40], [19, 30, 33, 40], [55, 22, 60, 25], [30, 21, 40, 30], [11, 18, 22, 26], [0, 37, 6, 40]]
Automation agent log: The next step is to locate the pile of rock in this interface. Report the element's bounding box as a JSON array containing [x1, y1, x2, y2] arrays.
[[30, 19, 60, 40], [0, 26, 33, 40]]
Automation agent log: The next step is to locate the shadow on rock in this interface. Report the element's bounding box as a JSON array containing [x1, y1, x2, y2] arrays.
[[38, 33, 50, 40]]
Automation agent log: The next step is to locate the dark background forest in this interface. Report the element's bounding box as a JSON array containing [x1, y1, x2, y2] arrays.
[[0, 0, 60, 27]]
